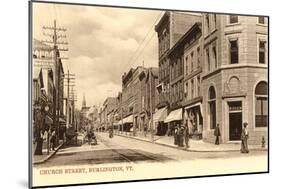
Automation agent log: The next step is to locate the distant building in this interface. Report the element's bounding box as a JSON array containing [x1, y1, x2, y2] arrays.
[[138, 67, 159, 134]]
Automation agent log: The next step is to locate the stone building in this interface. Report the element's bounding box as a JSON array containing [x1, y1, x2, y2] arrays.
[[201, 14, 268, 144], [154, 12, 268, 145]]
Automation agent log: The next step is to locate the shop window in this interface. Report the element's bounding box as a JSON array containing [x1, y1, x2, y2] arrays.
[[209, 86, 216, 129], [259, 41, 266, 64], [258, 16, 265, 24], [255, 81, 268, 127], [230, 40, 239, 64], [229, 15, 238, 24]]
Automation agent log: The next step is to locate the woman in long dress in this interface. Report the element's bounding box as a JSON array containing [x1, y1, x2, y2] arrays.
[[241, 122, 249, 153]]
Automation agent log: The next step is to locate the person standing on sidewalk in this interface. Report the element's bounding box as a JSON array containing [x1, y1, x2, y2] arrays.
[[184, 121, 190, 149], [214, 123, 221, 145], [50, 128, 56, 151], [241, 122, 249, 153], [178, 125, 185, 147], [174, 125, 179, 145], [34, 130, 44, 155]]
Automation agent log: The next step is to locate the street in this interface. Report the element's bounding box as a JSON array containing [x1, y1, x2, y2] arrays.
[[35, 132, 267, 168]]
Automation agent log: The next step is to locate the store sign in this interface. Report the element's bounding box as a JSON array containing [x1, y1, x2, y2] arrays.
[[229, 106, 242, 111], [228, 101, 242, 111]]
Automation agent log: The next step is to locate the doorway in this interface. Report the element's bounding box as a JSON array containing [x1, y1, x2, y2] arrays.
[[228, 101, 242, 141], [229, 112, 242, 140]]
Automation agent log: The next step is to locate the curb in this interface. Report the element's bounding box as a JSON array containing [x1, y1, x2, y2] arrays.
[[33, 143, 64, 165], [112, 133, 267, 153]]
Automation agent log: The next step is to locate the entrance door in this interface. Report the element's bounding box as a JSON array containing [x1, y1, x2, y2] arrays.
[[229, 112, 242, 140]]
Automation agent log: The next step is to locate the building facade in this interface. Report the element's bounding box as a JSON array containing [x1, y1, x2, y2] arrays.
[[154, 12, 268, 145], [201, 14, 268, 144]]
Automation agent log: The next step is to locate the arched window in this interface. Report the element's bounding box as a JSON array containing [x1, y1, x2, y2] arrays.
[[208, 86, 216, 129], [255, 81, 268, 127]]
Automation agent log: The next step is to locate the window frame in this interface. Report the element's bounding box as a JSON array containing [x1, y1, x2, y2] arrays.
[[230, 39, 239, 64], [229, 15, 238, 24], [254, 81, 268, 128]]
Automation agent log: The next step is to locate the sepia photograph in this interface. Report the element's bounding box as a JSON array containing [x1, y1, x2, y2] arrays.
[[29, 1, 269, 188]]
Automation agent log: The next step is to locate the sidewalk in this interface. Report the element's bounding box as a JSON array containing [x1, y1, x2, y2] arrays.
[[108, 131, 267, 152], [33, 140, 64, 164]]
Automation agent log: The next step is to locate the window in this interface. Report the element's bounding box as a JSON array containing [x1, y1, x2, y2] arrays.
[[258, 17, 265, 24], [206, 14, 210, 30], [209, 86, 216, 129], [229, 15, 238, 24], [230, 40, 239, 64], [212, 45, 217, 68], [259, 41, 266, 64], [214, 14, 217, 25], [185, 82, 188, 99], [206, 48, 210, 71], [197, 76, 200, 96], [197, 47, 201, 68], [185, 56, 188, 74], [191, 79, 194, 98], [191, 52, 194, 72], [255, 82, 268, 127]]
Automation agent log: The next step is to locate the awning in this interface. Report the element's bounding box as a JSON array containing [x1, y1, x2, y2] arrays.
[[117, 115, 134, 124], [123, 115, 133, 124], [184, 102, 203, 118], [164, 108, 182, 123], [45, 115, 53, 125], [153, 107, 167, 122], [59, 118, 66, 123]]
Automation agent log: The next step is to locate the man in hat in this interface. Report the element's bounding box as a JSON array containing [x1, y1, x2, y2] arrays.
[[241, 122, 249, 153], [214, 123, 221, 145]]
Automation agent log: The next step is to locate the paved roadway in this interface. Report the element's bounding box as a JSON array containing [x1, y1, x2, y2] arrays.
[[34, 132, 267, 168]]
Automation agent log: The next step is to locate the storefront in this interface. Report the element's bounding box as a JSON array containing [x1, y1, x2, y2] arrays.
[[164, 108, 183, 136], [153, 107, 168, 136], [184, 102, 203, 139], [118, 115, 133, 132]]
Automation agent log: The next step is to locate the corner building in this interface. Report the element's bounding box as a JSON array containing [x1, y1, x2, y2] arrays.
[[201, 14, 268, 144]]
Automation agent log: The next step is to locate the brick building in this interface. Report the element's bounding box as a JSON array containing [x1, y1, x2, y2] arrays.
[[155, 11, 201, 136]]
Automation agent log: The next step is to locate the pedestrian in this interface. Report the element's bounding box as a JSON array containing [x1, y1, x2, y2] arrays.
[[174, 124, 179, 145], [50, 129, 56, 151], [184, 121, 190, 149], [241, 122, 249, 153], [214, 123, 221, 145], [178, 125, 185, 147], [34, 130, 44, 155]]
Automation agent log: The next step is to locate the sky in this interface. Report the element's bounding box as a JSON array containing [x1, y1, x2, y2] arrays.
[[33, 2, 162, 109]]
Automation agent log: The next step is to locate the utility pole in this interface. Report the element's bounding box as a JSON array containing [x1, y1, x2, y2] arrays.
[[35, 19, 68, 146], [149, 68, 154, 143], [63, 70, 75, 128]]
